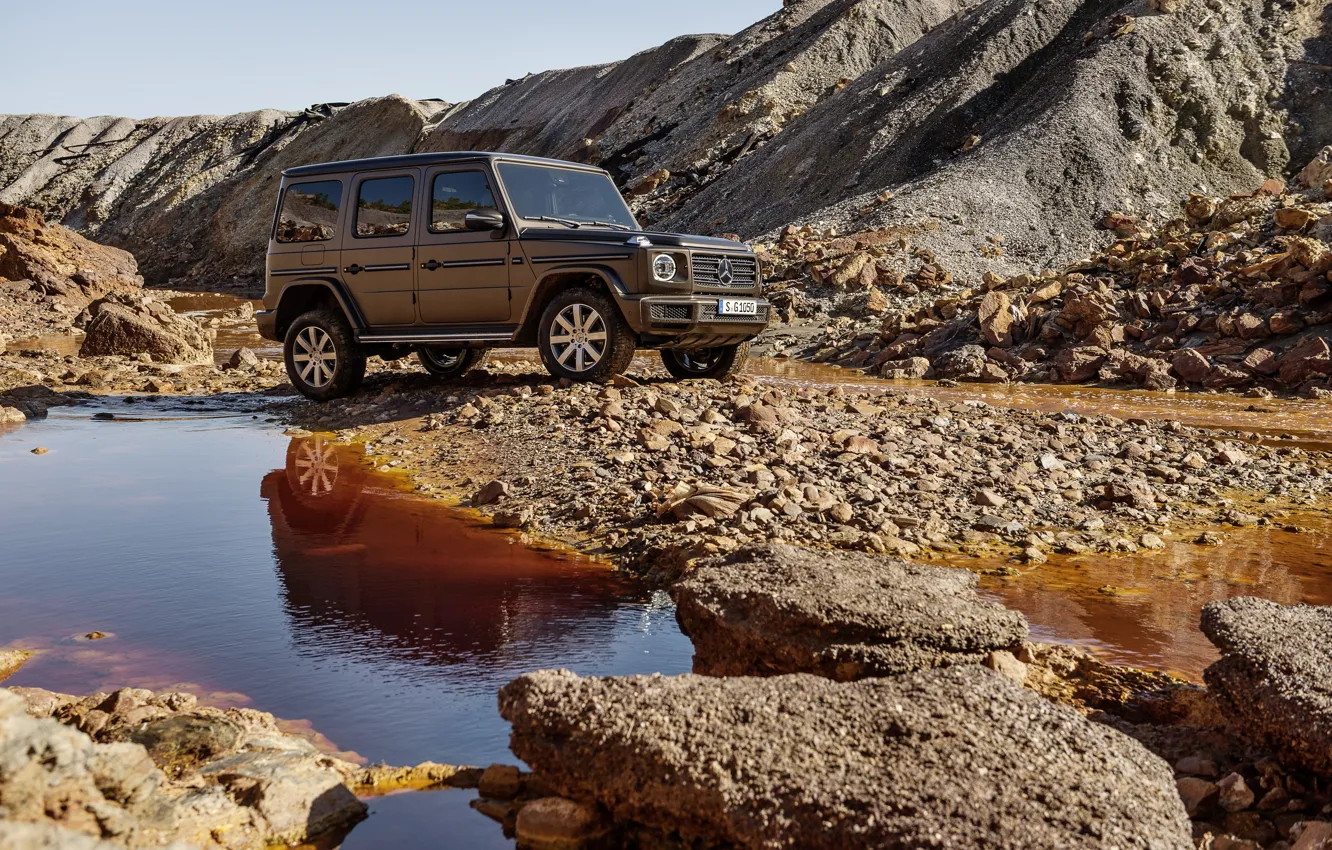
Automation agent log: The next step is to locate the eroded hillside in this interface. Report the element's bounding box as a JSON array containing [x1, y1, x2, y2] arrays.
[[0, 0, 1327, 295]]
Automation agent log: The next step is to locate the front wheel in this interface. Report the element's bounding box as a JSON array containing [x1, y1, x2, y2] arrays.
[[538, 287, 635, 383], [417, 347, 488, 379], [660, 343, 751, 381], [283, 308, 366, 401]]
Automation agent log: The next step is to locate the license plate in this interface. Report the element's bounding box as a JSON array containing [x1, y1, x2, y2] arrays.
[[718, 299, 758, 316]]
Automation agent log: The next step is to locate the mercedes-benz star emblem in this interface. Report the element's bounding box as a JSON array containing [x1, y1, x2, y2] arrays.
[[719, 258, 735, 285]]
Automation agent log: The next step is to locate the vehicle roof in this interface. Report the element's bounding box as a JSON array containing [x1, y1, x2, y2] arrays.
[[281, 151, 607, 179]]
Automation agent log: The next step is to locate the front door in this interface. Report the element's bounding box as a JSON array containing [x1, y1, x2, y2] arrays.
[[342, 171, 418, 327], [416, 167, 510, 325]]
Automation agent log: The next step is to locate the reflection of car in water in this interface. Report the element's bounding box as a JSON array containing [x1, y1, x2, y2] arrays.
[[262, 437, 634, 670]]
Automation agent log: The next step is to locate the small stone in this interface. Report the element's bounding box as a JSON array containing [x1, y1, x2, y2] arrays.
[[30, 447, 48, 455], [473, 479, 510, 506], [1217, 772, 1255, 813], [1176, 776, 1219, 817], [984, 650, 1028, 683], [974, 488, 1007, 508], [478, 763, 522, 800], [1139, 533, 1166, 551], [514, 797, 610, 850]]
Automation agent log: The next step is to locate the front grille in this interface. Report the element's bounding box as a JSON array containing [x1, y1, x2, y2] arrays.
[[699, 304, 769, 323], [650, 304, 692, 322], [692, 254, 759, 288]]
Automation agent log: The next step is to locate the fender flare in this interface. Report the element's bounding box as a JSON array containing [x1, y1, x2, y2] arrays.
[[515, 263, 629, 331], [274, 278, 367, 332]]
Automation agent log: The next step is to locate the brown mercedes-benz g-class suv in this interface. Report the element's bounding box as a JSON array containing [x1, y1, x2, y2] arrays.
[[256, 152, 771, 401]]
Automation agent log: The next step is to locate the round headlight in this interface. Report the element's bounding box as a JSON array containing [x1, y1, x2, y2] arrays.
[[652, 254, 678, 282]]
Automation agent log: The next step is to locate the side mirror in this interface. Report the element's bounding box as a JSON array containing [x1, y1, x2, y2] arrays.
[[465, 209, 506, 231]]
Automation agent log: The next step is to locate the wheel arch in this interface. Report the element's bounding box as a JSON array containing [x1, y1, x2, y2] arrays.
[[513, 267, 628, 346], [274, 279, 364, 341]]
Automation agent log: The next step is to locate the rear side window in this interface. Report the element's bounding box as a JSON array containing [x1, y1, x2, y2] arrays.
[[355, 176, 414, 238], [275, 181, 342, 243], [430, 171, 498, 232]]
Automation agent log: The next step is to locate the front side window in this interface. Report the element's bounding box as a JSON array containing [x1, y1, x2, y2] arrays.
[[355, 176, 414, 238], [430, 171, 498, 232], [497, 163, 637, 230], [276, 180, 343, 243]]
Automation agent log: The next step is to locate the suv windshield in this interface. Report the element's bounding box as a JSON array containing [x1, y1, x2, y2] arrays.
[[498, 163, 638, 230]]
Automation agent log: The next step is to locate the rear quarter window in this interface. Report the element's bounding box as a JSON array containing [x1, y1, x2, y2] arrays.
[[276, 181, 343, 244], [355, 176, 415, 238]]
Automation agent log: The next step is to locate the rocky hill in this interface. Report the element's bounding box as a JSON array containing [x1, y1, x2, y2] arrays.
[[0, 0, 1328, 296]]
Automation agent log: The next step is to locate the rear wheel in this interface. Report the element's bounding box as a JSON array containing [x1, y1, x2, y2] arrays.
[[283, 308, 366, 401], [417, 347, 488, 379], [538, 287, 635, 383], [660, 342, 751, 381]]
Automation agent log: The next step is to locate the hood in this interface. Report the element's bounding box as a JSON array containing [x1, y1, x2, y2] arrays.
[[518, 227, 753, 253]]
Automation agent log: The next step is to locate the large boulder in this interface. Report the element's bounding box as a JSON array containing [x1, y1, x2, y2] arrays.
[[673, 542, 1027, 679], [1201, 598, 1332, 778], [499, 668, 1193, 849], [78, 294, 213, 364]]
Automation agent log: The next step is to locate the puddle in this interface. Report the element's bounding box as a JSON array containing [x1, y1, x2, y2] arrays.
[[970, 518, 1332, 680], [0, 403, 689, 844]]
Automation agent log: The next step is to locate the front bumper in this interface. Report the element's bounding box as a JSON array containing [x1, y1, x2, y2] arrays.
[[256, 309, 278, 341], [638, 294, 770, 329]]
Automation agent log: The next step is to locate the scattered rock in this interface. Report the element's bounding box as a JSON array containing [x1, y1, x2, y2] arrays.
[[473, 479, 510, 506]]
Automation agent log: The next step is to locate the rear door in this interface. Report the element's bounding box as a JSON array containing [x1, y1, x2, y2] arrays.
[[342, 171, 419, 327], [416, 166, 510, 325]]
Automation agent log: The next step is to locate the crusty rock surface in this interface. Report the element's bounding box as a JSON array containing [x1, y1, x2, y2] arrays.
[[674, 541, 1026, 678], [0, 686, 370, 848], [0, 822, 194, 850], [1201, 597, 1332, 778], [499, 667, 1193, 849], [78, 293, 213, 364]]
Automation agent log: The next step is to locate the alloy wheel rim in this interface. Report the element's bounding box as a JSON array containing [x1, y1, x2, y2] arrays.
[[549, 303, 607, 373], [678, 348, 721, 373], [424, 348, 465, 369], [294, 436, 339, 497], [293, 327, 337, 388]]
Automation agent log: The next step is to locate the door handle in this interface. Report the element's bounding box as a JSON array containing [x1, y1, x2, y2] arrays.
[[344, 264, 363, 275], [421, 260, 443, 271]]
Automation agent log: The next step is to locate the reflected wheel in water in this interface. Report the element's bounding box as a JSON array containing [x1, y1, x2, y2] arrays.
[[291, 435, 339, 498]]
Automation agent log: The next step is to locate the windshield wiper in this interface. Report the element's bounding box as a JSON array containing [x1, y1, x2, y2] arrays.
[[529, 215, 582, 229], [582, 220, 632, 231]]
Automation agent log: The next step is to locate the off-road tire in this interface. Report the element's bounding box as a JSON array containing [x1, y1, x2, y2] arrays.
[[660, 342, 751, 381], [417, 347, 488, 379], [538, 287, 636, 383], [283, 308, 366, 401]]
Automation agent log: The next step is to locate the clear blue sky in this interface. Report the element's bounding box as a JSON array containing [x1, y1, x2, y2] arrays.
[[6, 0, 779, 118]]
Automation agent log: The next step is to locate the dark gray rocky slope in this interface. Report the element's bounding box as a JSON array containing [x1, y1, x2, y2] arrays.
[[1, 0, 1327, 295]]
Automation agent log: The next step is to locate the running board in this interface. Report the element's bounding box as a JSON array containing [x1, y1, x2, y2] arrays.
[[358, 327, 518, 345]]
